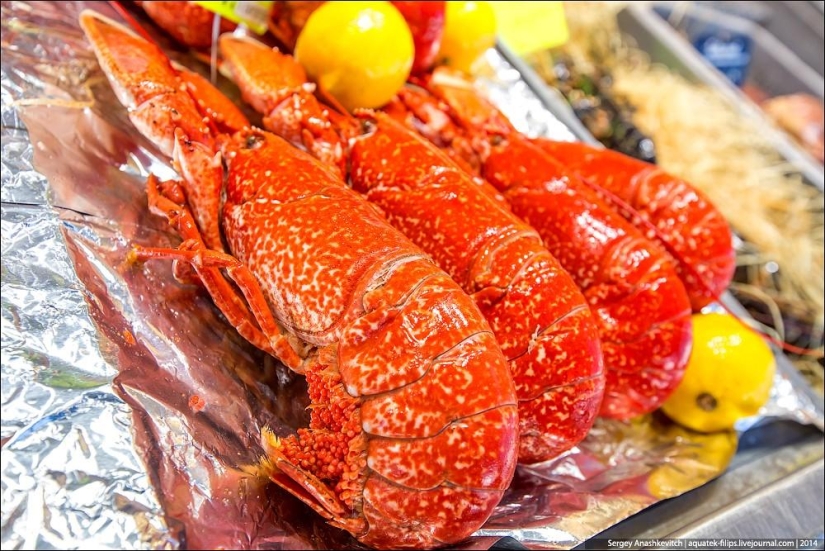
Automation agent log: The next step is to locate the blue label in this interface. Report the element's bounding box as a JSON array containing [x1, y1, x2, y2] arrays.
[[693, 33, 752, 87]]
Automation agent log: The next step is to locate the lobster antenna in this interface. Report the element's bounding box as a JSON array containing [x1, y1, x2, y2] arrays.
[[210, 13, 221, 84], [576, 173, 823, 358], [314, 84, 353, 119], [107, 1, 156, 43]]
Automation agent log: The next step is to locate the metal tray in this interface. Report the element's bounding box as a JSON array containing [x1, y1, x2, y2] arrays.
[[753, 1, 824, 77], [495, 40, 825, 545], [653, 2, 824, 99], [691, 1, 824, 77], [616, 4, 824, 191]]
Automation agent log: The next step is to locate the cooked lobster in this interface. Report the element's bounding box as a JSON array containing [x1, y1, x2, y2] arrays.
[[130, 0, 736, 312], [216, 35, 606, 463], [386, 73, 695, 419], [137, 0, 238, 49], [407, 70, 736, 311], [79, 11, 519, 549]]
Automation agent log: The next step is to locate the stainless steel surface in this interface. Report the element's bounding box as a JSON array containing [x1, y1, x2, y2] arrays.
[[670, 459, 824, 539], [694, 1, 824, 76], [575, 422, 824, 544], [758, 1, 824, 77], [617, 4, 824, 191]]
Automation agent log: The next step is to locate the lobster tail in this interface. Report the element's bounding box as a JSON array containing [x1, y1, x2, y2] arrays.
[[481, 246, 604, 460], [348, 113, 605, 460], [481, 136, 693, 418], [530, 139, 736, 311]]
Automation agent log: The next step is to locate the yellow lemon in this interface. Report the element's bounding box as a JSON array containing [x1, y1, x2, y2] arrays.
[[436, 1, 496, 73], [661, 312, 775, 433], [646, 427, 737, 500], [294, 1, 414, 111]]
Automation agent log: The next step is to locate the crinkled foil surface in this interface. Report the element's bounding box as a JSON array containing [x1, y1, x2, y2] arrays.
[[1, 2, 822, 550]]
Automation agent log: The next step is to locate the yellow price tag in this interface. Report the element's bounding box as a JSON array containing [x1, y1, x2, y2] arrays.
[[488, 1, 569, 55], [192, 1, 274, 35]]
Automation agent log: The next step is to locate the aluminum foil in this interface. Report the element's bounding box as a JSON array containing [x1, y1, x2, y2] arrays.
[[476, 49, 579, 144], [1, 2, 822, 550]]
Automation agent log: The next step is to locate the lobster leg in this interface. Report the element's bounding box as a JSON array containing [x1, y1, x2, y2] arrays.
[[146, 177, 202, 286], [135, 175, 307, 369], [138, 243, 310, 370]]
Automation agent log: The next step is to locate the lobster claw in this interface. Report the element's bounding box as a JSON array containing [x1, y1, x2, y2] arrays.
[[171, 61, 251, 135]]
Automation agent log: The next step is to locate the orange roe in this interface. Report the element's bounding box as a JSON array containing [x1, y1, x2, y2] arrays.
[[278, 361, 364, 506], [188, 394, 206, 412], [122, 329, 136, 346]]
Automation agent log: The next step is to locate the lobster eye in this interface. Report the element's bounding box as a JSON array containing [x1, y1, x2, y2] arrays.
[[244, 133, 263, 149], [360, 119, 376, 135]]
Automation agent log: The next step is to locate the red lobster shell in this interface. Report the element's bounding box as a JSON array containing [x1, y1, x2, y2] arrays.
[[528, 140, 735, 311], [387, 72, 694, 419], [218, 35, 606, 463], [79, 11, 518, 549]]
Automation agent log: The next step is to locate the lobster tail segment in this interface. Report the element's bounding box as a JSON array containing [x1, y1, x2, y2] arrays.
[[530, 140, 735, 311]]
